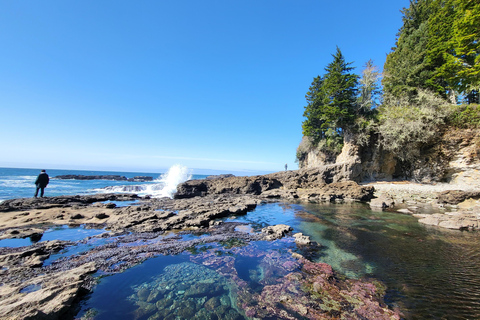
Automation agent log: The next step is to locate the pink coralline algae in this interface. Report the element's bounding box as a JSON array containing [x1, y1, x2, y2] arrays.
[[191, 244, 401, 319]]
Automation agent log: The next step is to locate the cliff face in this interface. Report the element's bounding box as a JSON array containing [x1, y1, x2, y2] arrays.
[[298, 128, 480, 186]]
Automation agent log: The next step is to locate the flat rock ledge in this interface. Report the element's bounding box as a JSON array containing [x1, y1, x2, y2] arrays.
[[175, 167, 375, 203], [366, 182, 480, 231], [0, 169, 400, 320]]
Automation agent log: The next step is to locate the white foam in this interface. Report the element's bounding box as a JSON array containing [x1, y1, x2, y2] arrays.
[[95, 164, 192, 199], [152, 164, 192, 198]]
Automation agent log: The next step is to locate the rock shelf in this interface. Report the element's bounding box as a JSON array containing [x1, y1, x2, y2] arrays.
[[0, 173, 401, 319], [8, 168, 478, 319]]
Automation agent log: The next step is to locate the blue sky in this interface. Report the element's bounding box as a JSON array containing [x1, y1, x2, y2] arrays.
[[0, 0, 409, 175]]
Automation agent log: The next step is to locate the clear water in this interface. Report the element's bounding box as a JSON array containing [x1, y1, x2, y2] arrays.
[[3, 166, 480, 318], [288, 202, 480, 319], [0, 225, 106, 248], [73, 202, 480, 320], [102, 200, 140, 207]]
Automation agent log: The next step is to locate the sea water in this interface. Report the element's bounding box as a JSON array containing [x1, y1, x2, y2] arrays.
[[3, 167, 480, 318], [0, 165, 207, 202], [74, 202, 480, 320]]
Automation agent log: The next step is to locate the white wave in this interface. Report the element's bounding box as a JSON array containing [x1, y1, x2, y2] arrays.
[[95, 164, 192, 199], [0, 179, 35, 188]]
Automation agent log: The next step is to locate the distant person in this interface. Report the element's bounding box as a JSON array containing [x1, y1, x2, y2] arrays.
[[285, 164, 288, 171], [34, 170, 49, 197]]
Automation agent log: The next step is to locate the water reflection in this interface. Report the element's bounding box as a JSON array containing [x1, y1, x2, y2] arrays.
[[297, 202, 480, 319], [74, 202, 480, 319], [0, 225, 106, 248]]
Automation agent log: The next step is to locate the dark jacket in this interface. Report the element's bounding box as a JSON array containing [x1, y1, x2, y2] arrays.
[[35, 172, 49, 188]]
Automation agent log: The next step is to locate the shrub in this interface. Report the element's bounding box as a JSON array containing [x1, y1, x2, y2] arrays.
[[447, 104, 480, 128], [377, 89, 452, 162], [296, 136, 316, 163]]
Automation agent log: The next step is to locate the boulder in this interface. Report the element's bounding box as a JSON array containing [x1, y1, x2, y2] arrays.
[[437, 190, 480, 205], [293, 233, 311, 245], [298, 181, 375, 203], [261, 224, 293, 240], [370, 196, 395, 210]]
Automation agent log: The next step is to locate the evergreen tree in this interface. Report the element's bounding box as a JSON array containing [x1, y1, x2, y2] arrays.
[[302, 47, 358, 152], [383, 0, 434, 97], [385, 0, 479, 102], [427, 0, 480, 102], [302, 75, 329, 141]]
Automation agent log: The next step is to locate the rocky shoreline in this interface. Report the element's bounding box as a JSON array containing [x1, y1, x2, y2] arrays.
[[365, 181, 480, 231], [1, 167, 478, 319]]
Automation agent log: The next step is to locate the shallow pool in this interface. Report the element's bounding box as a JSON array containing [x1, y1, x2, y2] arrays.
[[72, 202, 480, 319], [0, 225, 106, 248]]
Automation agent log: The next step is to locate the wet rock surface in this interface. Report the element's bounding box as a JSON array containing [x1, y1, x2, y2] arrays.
[[0, 193, 140, 212], [175, 169, 375, 203], [365, 182, 480, 231], [0, 172, 401, 319]]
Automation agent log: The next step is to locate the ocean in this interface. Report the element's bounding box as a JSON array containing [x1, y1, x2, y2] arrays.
[[0, 165, 207, 202]]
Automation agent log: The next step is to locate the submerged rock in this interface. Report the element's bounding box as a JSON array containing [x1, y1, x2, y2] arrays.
[[189, 243, 401, 320], [261, 224, 293, 240], [129, 262, 241, 320], [293, 232, 311, 245]]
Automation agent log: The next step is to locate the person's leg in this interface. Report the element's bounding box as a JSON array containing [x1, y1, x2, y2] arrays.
[[34, 187, 39, 197], [40, 187, 45, 197]]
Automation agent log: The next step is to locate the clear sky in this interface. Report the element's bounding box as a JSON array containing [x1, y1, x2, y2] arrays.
[[0, 0, 409, 175]]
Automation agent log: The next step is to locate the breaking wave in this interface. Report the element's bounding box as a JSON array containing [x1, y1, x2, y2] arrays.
[[98, 164, 192, 199]]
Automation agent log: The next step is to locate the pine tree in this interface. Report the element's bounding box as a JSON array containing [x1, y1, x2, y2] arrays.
[[383, 0, 435, 97], [385, 0, 479, 102], [302, 47, 358, 152], [427, 0, 480, 102]]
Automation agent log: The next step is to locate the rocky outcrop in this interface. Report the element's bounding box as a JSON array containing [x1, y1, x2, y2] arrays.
[[175, 168, 375, 203], [0, 193, 139, 212], [54, 175, 154, 182], [437, 190, 480, 205], [298, 128, 480, 185], [175, 175, 282, 198], [415, 211, 480, 230], [0, 194, 262, 236], [261, 224, 293, 240], [0, 260, 96, 320]]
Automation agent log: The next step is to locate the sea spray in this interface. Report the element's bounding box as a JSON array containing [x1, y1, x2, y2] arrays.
[[95, 164, 192, 198], [151, 164, 192, 198]]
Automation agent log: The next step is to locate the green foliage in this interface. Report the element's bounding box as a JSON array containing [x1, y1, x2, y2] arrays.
[[301, 47, 358, 154], [377, 89, 452, 162], [427, 0, 480, 100], [353, 60, 381, 146], [383, 0, 435, 97], [384, 0, 480, 102], [447, 104, 480, 128]]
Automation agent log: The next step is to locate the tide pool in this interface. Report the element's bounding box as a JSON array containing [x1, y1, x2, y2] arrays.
[[70, 202, 480, 319]]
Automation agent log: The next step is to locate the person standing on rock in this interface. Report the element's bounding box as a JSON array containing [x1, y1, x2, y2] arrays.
[[34, 170, 49, 197], [285, 164, 288, 171]]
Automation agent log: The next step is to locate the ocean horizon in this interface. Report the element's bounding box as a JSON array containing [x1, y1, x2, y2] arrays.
[[0, 165, 211, 202]]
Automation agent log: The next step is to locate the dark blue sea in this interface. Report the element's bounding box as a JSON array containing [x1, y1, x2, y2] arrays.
[[0, 165, 207, 202]]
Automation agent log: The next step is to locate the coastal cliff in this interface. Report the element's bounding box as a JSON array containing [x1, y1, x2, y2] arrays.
[[297, 128, 480, 187]]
